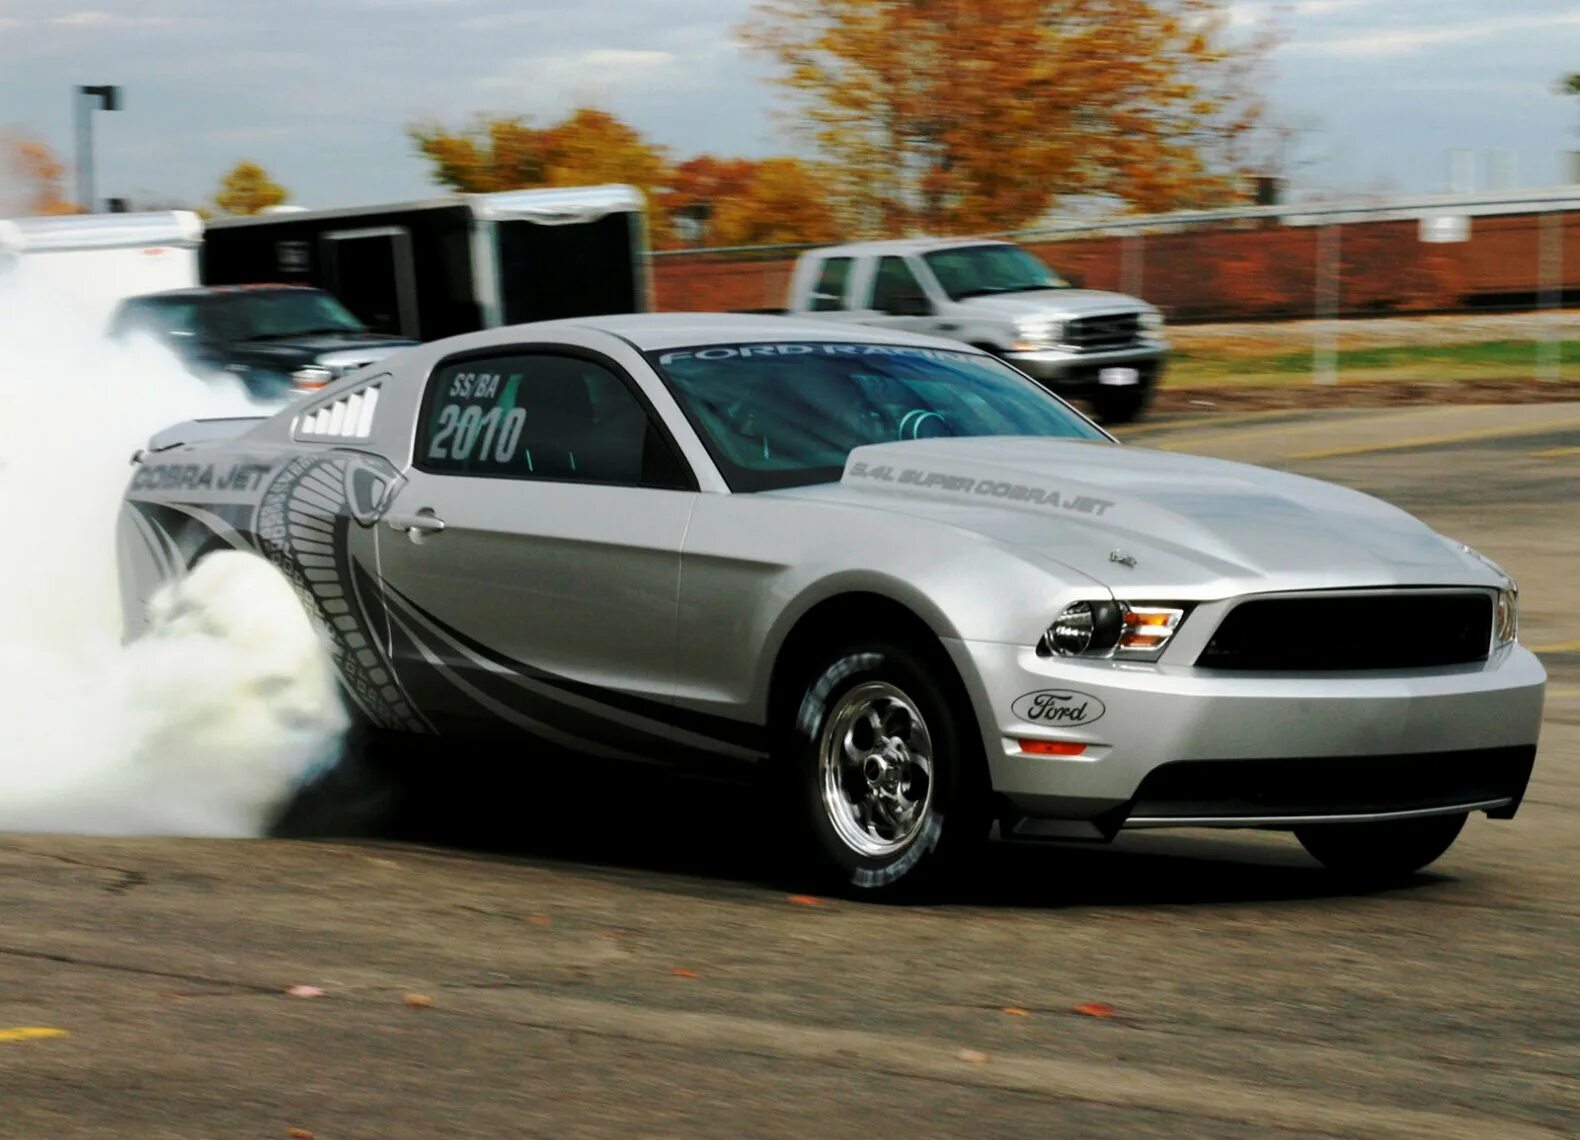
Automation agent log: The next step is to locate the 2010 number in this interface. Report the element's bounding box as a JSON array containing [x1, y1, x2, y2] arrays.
[[428, 403, 526, 465]]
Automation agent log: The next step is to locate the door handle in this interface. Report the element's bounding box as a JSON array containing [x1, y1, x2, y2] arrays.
[[387, 509, 446, 543]]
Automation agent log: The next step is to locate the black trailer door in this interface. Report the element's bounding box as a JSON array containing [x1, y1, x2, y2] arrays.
[[321, 226, 420, 337], [494, 212, 641, 324]]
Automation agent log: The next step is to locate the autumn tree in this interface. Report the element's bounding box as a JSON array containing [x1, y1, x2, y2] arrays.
[[662, 154, 838, 247], [411, 108, 840, 248], [212, 161, 288, 215], [0, 132, 80, 215], [410, 107, 670, 206], [741, 0, 1273, 236]]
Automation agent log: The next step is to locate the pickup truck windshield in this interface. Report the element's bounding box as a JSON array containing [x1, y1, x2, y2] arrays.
[[652, 341, 1108, 491], [923, 245, 1067, 301], [201, 291, 366, 341]]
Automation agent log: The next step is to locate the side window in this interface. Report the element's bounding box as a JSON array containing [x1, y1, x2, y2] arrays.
[[419, 352, 691, 489], [868, 256, 923, 312], [117, 300, 193, 339], [809, 257, 851, 311]]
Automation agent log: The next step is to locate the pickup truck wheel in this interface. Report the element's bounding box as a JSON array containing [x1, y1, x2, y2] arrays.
[[1092, 383, 1151, 425], [784, 638, 988, 897], [1294, 812, 1467, 880]]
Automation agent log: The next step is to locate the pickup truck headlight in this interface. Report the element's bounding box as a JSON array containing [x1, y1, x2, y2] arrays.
[[1041, 601, 1188, 659], [1012, 318, 1064, 352], [1139, 308, 1165, 334]]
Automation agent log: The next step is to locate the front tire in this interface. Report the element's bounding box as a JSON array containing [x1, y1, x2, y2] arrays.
[[1091, 382, 1152, 425], [783, 638, 987, 896], [1295, 812, 1467, 879]]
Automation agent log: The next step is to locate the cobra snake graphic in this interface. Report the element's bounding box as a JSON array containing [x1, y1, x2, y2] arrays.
[[251, 453, 430, 734]]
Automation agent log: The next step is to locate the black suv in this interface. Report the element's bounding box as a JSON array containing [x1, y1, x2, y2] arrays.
[[109, 285, 418, 402]]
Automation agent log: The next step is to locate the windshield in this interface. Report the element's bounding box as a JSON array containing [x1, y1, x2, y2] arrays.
[[201, 291, 366, 340], [923, 245, 1067, 300], [651, 341, 1109, 491]]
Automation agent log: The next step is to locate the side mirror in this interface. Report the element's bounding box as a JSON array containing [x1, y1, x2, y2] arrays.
[[884, 292, 933, 317]]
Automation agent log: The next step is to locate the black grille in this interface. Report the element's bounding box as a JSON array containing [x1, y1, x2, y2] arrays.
[[1065, 312, 1141, 351], [1127, 745, 1535, 821], [1197, 593, 1492, 671]]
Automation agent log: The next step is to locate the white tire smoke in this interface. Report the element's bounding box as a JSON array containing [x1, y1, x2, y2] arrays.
[[0, 278, 348, 837]]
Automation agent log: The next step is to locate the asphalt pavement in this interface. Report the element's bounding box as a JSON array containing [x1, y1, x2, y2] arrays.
[[2, 403, 1577, 1139]]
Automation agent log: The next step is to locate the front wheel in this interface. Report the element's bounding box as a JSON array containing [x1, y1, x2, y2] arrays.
[[1294, 812, 1467, 879], [784, 639, 987, 896], [1091, 382, 1152, 425]]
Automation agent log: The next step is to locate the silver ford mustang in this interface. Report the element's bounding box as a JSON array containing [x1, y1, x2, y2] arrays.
[[118, 314, 1546, 893]]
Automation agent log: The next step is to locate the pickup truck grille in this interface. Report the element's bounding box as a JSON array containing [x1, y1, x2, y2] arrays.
[[1065, 312, 1142, 352], [1196, 592, 1493, 671]]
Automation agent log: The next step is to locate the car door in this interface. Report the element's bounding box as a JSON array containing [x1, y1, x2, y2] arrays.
[[374, 344, 699, 760], [854, 255, 939, 336], [799, 255, 864, 323]]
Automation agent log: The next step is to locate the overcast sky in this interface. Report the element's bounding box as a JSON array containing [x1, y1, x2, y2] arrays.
[[1, 0, 1576, 213]]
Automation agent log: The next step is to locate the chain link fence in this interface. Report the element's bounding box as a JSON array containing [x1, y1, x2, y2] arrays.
[[650, 188, 1579, 387]]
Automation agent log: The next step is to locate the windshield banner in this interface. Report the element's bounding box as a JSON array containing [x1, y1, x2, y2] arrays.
[[657, 342, 984, 366]]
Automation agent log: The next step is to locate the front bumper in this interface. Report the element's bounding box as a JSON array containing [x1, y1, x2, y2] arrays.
[[1005, 341, 1168, 386], [944, 638, 1546, 836]]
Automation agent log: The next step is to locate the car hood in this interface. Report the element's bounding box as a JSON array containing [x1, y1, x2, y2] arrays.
[[777, 437, 1501, 597], [954, 289, 1145, 320]]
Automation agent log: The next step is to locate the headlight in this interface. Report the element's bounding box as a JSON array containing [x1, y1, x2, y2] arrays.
[[291, 365, 334, 392], [1495, 587, 1518, 645], [1139, 308, 1165, 334], [1454, 542, 1519, 646], [1012, 318, 1064, 352], [1045, 600, 1122, 656], [1041, 601, 1188, 659]]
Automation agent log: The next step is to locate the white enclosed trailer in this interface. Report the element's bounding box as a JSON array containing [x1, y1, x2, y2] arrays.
[[0, 211, 203, 328]]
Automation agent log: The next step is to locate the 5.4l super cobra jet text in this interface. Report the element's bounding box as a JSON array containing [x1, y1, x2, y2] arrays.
[[848, 462, 1115, 517]]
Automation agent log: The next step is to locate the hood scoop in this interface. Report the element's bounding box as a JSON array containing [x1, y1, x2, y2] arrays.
[[837, 437, 1472, 585]]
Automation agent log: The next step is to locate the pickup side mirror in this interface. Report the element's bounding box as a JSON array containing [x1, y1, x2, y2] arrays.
[[883, 292, 933, 317]]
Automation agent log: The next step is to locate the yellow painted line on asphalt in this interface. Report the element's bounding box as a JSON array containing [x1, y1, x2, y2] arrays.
[[1151, 405, 1477, 454], [1530, 444, 1580, 458], [0, 1027, 68, 1043], [1119, 409, 1298, 438], [1290, 417, 1580, 461], [1531, 638, 1580, 655]]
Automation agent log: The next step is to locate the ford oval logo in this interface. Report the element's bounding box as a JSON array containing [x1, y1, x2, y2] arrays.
[[1012, 689, 1106, 726]]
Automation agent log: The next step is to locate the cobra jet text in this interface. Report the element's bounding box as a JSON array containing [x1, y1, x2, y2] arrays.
[[131, 462, 272, 493]]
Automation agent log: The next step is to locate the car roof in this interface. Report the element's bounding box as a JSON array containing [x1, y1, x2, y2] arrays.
[[806, 237, 1016, 258], [407, 312, 997, 355]]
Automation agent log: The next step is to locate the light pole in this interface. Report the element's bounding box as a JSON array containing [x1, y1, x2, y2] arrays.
[[74, 84, 121, 213]]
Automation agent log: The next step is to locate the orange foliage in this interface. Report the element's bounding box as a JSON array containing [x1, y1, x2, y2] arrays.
[[410, 107, 670, 208], [661, 154, 838, 248], [741, 0, 1274, 237], [212, 161, 288, 216], [413, 110, 838, 249], [1, 132, 81, 215]]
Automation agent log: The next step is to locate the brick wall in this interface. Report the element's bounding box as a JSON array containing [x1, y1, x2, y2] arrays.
[[651, 210, 1580, 322]]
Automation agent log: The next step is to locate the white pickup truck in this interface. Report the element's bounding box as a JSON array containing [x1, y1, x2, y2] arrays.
[[784, 238, 1168, 422]]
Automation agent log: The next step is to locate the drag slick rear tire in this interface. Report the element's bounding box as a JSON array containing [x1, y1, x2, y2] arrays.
[[1295, 812, 1467, 880], [783, 638, 986, 897]]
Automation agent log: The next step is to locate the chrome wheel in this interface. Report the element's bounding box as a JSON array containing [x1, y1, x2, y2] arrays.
[[818, 681, 935, 858]]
